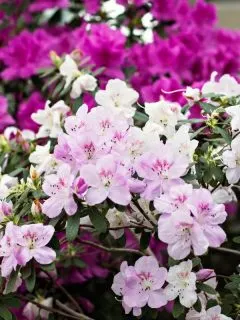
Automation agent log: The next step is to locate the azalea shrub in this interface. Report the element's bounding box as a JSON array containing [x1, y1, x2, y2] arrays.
[[0, 1, 240, 320]]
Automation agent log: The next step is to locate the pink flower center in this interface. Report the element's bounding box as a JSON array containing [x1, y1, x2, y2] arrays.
[[83, 142, 95, 159], [137, 272, 154, 291], [152, 159, 171, 177], [99, 169, 114, 187]]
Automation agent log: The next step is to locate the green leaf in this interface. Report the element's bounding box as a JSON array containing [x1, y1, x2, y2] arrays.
[[140, 231, 151, 250], [0, 306, 12, 320], [72, 96, 83, 114], [4, 270, 19, 295], [197, 282, 217, 295], [21, 263, 32, 280], [72, 258, 86, 268], [25, 266, 36, 292], [1, 297, 21, 308], [190, 126, 206, 139], [200, 102, 215, 114], [206, 299, 218, 309], [134, 111, 148, 124], [168, 257, 179, 267], [233, 236, 240, 244], [193, 298, 202, 312], [40, 262, 56, 272], [213, 127, 231, 144], [66, 212, 81, 242], [173, 301, 185, 318], [48, 235, 60, 251], [192, 257, 201, 268], [89, 208, 108, 234]]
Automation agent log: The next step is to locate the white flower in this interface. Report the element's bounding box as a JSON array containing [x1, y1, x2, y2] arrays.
[[143, 99, 181, 138], [164, 260, 197, 308], [202, 72, 240, 98], [70, 74, 97, 99], [186, 300, 233, 320], [32, 100, 70, 138], [3, 127, 35, 141], [23, 297, 53, 320], [212, 187, 237, 204], [106, 208, 129, 239], [225, 105, 240, 132], [59, 54, 80, 89], [95, 79, 139, 119], [0, 168, 18, 199], [222, 135, 240, 184], [183, 87, 201, 105], [167, 125, 198, 161], [29, 142, 57, 174]]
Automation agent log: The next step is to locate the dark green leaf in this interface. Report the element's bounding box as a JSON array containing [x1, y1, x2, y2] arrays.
[[213, 127, 231, 144], [233, 236, 240, 244], [72, 258, 86, 268], [0, 306, 12, 320], [206, 299, 218, 309], [66, 212, 81, 241], [2, 297, 21, 308], [200, 102, 215, 114], [21, 264, 32, 280], [134, 111, 148, 124], [72, 97, 83, 114], [168, 257, 179, 267], [193, 298, 202, 312], [40, 262, 56, 272], [4, 270, 19, 295], [140, 231, 151, 250], [25, 266, 36, 292], [173, 301, 184, 319], [192, 257, 201, 268], [48, 235, 60, 251], [89, 208, 108, 234], [197, 282, 217, 295]]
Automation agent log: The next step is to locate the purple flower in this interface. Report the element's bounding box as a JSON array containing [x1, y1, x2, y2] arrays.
[[83, 0, 100, 14], [0, 95, 15, 132], [17, 92, 45, 132]]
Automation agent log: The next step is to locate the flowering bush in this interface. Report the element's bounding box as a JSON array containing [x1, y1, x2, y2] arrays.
[[0, 0, 240, 319]]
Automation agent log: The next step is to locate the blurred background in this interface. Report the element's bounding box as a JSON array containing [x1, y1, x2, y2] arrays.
[[213, 0, 240, 29]]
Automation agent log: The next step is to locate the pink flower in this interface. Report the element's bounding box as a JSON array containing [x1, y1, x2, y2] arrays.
[[42, 164, 77, 218], [0, 222, 19, 277], [190, 189, 227, 247], [0, 96, 15, 132], [16, 224, 56, 265], [136, 144, 189, 200], [81, 154, 131, 206], [64, 104, 89, 136], [158, 213, 208, 260], [29, 0, 69, 12], [112, 257, 168, 316]]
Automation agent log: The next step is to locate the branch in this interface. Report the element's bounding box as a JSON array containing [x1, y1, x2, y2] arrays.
[[56, 300, 94, 320], [17, 294, 92, 320], [132, 199, 157, 227], [210, 247, 240, 256], [79, 224, 153, 231], [78, 239, 146, 256]]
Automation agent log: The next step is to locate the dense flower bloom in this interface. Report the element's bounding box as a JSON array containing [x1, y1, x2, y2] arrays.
[[165, 260, 197, 308], [0, 30, 53, 80], [29, 0, 69, 12]]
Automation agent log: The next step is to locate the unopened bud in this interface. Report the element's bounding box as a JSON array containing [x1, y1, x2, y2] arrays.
[[31, 199, 42, 216], [50, 50, 62, 68], [74, 177, 88, 198], [30, 166, 39, 181]]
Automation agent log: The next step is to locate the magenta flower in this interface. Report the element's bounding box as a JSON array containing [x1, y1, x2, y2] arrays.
[[81, 154, 131, 206], [0, 29, 53, 80], [16, 224, 56, 265], [17, 92, 45, 132], [0, 96, 15, 132], [83, 0, 100, 14], [42, 164, 77, 218], [29, 0, 69, 12]]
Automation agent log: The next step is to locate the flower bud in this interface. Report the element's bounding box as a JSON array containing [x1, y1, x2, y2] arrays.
[[50, 50, 62, 68], [0, 200, 13, 222], [74, 177, 88, 197], [31, 199, 42, 216], [30, 165, 39, 181]]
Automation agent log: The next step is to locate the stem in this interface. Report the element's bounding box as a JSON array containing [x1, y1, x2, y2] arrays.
[[56, 300, 94, 320], [42, 270, 83, 313], [78, 239, 146, 256], [132, 199, 157, 227], [211, 247, 240, 256], [16, 294, 88, 320], [79, 224, 153, 231]]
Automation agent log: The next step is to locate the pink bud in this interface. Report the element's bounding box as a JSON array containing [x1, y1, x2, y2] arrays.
[[74, 177, 88, 197]]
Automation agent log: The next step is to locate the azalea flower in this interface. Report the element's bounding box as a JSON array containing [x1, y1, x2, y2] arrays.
[[164, 260, 197, 308], [190, 188, 227, 248], [0, 200, 13, 222], [158, 212, 208, 259], [29, 142, 56, 174], [16, 224, 56, 265], [0, 168, 18, 199], [95, 79, 139, 119], [225, 105, 240, 132], [32, 100, 70, 138], [143, 99, 182, 138], [81, 154, 131, 205], [64, 104, 90, 136], [183, 87, 201, 106], [222, 135, 240, 184], [42, 164, 77, 218], [70, 74, 97, 99], [59, 54, 80, 89]]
